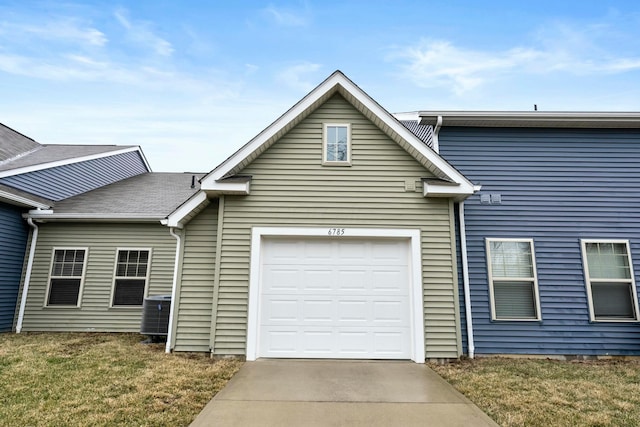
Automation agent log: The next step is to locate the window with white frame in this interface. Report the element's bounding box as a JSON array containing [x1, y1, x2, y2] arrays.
[[47, 248, 87, 306], [487, 239, 541, 320], [323, 123, 351, 165], [581, 240, 639, 321], [112, 249, 150, 306]]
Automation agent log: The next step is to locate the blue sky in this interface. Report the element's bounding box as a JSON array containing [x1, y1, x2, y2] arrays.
[[1, 1, 640, 172]]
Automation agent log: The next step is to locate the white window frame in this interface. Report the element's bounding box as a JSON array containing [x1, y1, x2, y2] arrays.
[[581, 239, 640, 322], [322, 123, 351, 166], [486, 238, 542, 321], [44, 247, 89, 308], [109, 248, 152, 308]]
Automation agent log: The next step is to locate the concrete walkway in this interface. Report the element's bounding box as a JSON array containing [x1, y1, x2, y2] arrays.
[[190, 359, 499, 427]]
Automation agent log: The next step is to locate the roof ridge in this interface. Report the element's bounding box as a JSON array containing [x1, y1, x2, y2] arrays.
[[0, 145, 43, 168]]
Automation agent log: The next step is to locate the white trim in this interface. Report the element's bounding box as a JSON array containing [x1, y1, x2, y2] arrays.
[[246, 227, 425, 363], [27, 212, 163, 222], [16, 218, 38, 333], [419, 111, 640, 128], [109, 248, 152, 308], [580, 239, 640, 322], [0, 146, 149, 178], [166, 227, 181, 353], [200, 71, 475, 196], [202, 180, 250, 196], [486, 238, 542, 321], [44, 247, 89, 308], [322, 123, 352, 165], [458, 202, 475, 358], [0, 190, 50, 209], [164, 191, 209, 228]]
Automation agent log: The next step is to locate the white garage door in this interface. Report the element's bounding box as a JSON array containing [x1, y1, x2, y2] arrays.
[[258, 237, 412, 359]]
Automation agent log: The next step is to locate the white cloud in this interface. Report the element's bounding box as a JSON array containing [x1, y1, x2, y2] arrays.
[[114, 8, 174, 56], [394, 23, 640, 95], [276, 62, 321, 91], [263, 5, 308, 27], [0, 19, 107, 46]]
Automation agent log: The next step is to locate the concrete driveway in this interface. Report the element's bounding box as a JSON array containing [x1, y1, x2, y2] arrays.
[[190, 359, 499, 427]]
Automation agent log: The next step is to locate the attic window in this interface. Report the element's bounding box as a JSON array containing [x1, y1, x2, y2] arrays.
[[323, 124, 351, 165]]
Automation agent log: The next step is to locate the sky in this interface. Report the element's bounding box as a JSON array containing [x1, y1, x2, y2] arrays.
[[1, 1, 640, 172]]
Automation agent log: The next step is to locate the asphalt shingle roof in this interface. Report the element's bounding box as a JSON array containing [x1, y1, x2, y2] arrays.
[[400, 120, 434, 147], [0, 123, 40, 162], [49, 172, 203, 217], [0, 144, 138, 173]]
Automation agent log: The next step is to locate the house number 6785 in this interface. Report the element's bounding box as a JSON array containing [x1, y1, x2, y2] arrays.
[[328, 228, 345, 236]]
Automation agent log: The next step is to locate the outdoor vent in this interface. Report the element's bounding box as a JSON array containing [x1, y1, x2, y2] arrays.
[[140, 295, 171, 338]]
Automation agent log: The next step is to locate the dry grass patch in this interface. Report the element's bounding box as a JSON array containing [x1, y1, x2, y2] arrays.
[[0, 332, 242, 426], [430, 357, 640, 427]]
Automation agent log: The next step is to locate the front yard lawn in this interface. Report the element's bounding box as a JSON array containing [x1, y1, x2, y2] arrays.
[[430, 357, 640, 427], [0, 332, 242, 426]]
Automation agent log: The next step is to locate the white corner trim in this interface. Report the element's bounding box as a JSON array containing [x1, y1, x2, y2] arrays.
[[164, 191, 209, 228], [0, 146, 147, 179], [246, 226, 425, 363]]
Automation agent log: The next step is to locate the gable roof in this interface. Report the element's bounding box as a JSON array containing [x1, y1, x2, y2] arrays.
[[27, 172, 203, 222], [419, 111, 640, 128], [0, 144, 151, 177], [200, 71, 476, 199]]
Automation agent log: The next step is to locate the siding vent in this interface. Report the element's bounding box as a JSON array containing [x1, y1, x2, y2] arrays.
[[490, 194, 502, 204], [404, 179, 416, 192], [480, 193, 502, 205], [480, 194, 491, 204]]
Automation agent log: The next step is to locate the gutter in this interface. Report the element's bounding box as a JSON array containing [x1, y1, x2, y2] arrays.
[[458, 201, 475, 358], [432, 115, 442, 153], [165, 227, 181, 353], [16, 218, 39, 333]]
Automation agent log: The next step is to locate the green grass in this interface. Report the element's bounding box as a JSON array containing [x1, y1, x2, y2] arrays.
[[430, 357, 640, 427], [0, 332, 242, 426]]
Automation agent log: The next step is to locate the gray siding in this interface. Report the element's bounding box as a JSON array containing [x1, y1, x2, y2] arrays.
[[439, 127, 640, 356], [0, 151, 148, 201], [212, 94, 461, 359], [173, 202, 218, 352], [19, 223, 175, 332], [0, 202, 28, 331]]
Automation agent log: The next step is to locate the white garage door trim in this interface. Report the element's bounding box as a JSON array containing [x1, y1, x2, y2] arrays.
[[247, 227, 425, 363]]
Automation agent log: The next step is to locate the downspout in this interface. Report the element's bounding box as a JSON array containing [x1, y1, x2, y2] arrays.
[[458, 201, 475, 358], [165, 226, 181, 353], [16, 218, 38, 333], [432, 115, 443, 153]]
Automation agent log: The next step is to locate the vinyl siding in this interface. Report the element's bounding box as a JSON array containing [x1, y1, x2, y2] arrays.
[[173, 202, 218, 352], [440, 127, 640, 356], [0, 151, 147, 201], [0, 202, 28, 331], [213, 94, 460, 359], [19, 222, 175, 332]]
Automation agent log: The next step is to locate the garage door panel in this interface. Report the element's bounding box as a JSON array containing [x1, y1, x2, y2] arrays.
[[259, 237, 412, 359]]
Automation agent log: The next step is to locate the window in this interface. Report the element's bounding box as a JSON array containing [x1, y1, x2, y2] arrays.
[[581, 240, 639, 321], [486, 239, 541, 320], [112, 249, 150, 306], [46, 248, 87, 306], [323, 123, 351, 165]]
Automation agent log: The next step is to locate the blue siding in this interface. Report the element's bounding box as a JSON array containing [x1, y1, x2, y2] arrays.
[[440, 127, 640, 356], [0, 151, 147, 201], [0, 202, 28, 332]]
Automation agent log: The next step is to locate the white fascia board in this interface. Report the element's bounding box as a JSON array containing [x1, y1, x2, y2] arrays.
[[0, 146, 147, 178], [201, 71, 474, 192], [0, 190, 51, 209], [164, 190, 209, 228], [202, 180, 250, 195], [418, 111, 640, 127], [423, 183, 482, 201], [26, 212, 163, 222]]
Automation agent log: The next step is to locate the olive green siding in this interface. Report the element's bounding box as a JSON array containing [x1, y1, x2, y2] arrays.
[[173, 202, 218, 352], [211, 94, 461, 359], [19, 223, 175, 332]]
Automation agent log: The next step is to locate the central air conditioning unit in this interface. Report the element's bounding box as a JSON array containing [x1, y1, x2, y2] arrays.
[[140, 295, 171, 341]]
